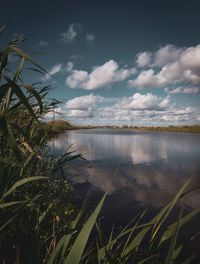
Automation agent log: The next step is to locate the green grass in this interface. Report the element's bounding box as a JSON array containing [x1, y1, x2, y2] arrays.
[[126, 125, 200, 133], [94, 125, 200, 133], [38, 120, 99, 137], [49, 179, 200, 264], [0, 28, 76, 263], [38, 120, 76, 137]]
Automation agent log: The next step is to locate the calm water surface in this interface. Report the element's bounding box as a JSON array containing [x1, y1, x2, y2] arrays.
[[49, 129, 200, 226]]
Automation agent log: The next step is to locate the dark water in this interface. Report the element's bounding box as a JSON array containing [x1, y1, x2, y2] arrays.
[[49, 128, 200, 225]]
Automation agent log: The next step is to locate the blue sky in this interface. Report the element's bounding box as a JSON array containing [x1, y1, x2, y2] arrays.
[[1, 0, 200, 126]]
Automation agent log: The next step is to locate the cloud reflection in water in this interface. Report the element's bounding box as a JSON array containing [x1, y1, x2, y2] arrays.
[[49, 129, 200, 209]]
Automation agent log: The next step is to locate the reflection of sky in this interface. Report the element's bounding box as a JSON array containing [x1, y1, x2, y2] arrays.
[[49, 129, 200, 163], [49, 129, 200, 209]]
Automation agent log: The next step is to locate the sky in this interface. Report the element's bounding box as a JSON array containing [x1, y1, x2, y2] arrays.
[[1, 0, 200, 126]]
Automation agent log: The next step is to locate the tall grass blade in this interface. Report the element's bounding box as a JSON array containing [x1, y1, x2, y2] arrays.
[[63, 193, 107, 264], [2, 176, 47, 199], [10, 46, 47, 74], [163, 205, 183, 264], [159, 209, 200, 245], [18, 83, 43, 113], [48, 196, 90, 264], [0, 47, 11, 74], [137, 254, 158, 264], [4, 77, 38, 121], [123, 180, 190, 258], [151, 179, 191, 242], [0, 200, 25, 209]]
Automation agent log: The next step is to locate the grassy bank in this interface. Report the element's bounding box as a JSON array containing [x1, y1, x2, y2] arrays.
[[124, 125, 200, 133], [96, 125, 200, 133], [0, 34, 77, 262], [44, 123, 200, 135], [39, 120, 98, 138], [38, 120, 76, 137]]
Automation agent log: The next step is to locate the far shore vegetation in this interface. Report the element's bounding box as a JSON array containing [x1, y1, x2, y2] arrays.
[[118, 124, 200, 133], [0, 28, 200, 263], [43, 119, 200, 135]]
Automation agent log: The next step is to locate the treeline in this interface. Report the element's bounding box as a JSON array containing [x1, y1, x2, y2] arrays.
[[125, 125, 200, 133]]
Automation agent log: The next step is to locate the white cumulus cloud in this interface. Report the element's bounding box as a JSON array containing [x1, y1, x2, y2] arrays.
[[160, 107, 195, 122], [65, 94, 106, 110], [117, 93, 170, 110], [154, 45, 182, 67], [136, 52, 151, 67], [128, 69, 167, 88], [66, 60, 136, 90], [165, 86, 199, 94], [67, 109, 94, 118], [66, 70, 88, 88], [50, 92, 198, 126], [130, 44, 200, 88], [42, 63, 62, 81]]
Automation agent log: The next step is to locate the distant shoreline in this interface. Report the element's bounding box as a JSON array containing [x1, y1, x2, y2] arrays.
[[43, 120, 200, 135], [91, 126, 200, 133], [78, 125, 200, 134]]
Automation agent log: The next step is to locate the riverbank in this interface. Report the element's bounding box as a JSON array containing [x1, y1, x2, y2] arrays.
[[39, 120, 97, 138], [86, 125, 200, 134], [38, 119, 77, 137], [120, 125, 200, 133], [42, 120, 200, 135]]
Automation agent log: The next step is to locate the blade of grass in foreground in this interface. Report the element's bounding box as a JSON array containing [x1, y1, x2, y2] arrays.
[[63, 192, 107, 264], [48, 197, 88, 264], [163, 205, 183, 264], [122, 180, 190, 258], [2, 176, 47, 199], [0, 200, 25, 209], [159, 208, 200, 246]]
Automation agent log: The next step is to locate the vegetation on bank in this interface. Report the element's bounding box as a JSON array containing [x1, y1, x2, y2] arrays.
[[38, 120, 76, 137], [121, 125, 200, 133], [93, 125, 200, 133], [43, 122, 200, 135], [38, 120, 96, 137], [0, 27, 200, 263], [0, 30, 78, 262]]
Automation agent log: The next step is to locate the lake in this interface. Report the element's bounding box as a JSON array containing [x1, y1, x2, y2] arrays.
[[49, 128, 200, 228]]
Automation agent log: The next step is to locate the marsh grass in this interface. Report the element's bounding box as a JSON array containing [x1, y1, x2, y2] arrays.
[[49, 180, 200, 264], [0, 27, 78, 262]]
